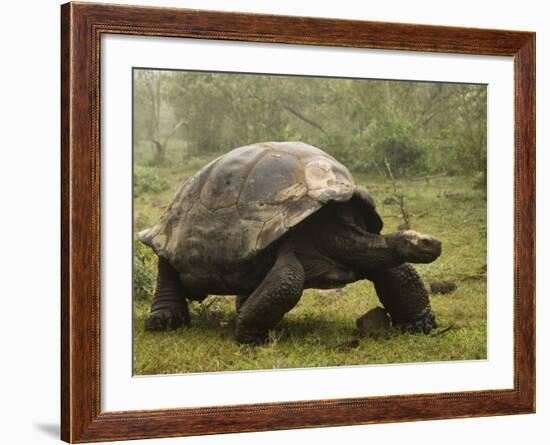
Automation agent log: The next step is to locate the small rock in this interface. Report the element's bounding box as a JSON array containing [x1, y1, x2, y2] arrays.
[[430, 281, 457, 295], [383, 197, 399, 205], [356, 307, 391, 337]]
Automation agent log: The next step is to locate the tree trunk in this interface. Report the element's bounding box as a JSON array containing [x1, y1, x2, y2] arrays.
[[152, 140, 166, 165]]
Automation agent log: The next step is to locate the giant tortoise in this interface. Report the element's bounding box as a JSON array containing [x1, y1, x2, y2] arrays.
[[138, 142, 441, 345]]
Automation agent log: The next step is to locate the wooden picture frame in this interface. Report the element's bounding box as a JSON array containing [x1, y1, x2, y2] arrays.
[[61, 2, 535, 442]]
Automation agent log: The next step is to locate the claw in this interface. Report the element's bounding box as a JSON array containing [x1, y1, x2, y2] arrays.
[[394, 309, 437, 335], [144, 309, 189, 331], [236, 330, 268, 346]]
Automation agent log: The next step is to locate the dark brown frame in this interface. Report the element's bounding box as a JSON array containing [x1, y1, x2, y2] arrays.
[[61, 2, 536, 442]]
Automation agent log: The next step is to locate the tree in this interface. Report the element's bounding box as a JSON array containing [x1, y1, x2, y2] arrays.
[[133, 69, 487, 177], [134, 70, 185, 164]]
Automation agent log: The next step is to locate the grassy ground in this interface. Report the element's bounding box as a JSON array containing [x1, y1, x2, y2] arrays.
[[133, 141, 487, 375]]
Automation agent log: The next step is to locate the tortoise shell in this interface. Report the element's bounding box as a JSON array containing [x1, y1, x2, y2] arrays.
[[138, 142, 355, 281]]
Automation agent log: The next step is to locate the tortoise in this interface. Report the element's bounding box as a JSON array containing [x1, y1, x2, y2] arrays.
[[138, 142, 441, 345]]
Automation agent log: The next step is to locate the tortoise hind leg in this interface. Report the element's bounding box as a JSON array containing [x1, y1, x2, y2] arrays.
[[144, 257, 190, 331], [235, 294, 249, 315], [236, 244, 305, 345], [368, 263, 437, 334]]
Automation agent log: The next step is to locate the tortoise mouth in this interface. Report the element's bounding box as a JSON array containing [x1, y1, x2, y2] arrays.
[[413, 242, 442, 263], [395, 231, 442, 264]]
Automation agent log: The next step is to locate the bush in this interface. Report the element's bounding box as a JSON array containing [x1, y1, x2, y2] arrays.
[[133, 237, 157, 301], [368, 119, 424, 176], [373, 138, 424, 176], [134, 165, 169, 194]]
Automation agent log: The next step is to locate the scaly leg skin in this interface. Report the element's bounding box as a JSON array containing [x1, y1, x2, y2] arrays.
[[368, 263, 437, 334], [144, 257, 190, 331], [235, 294, 248, 315], [236, 244, 305, 345]]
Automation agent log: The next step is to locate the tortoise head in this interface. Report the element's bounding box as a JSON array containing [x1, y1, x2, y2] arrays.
[[391, 230, 442, 263]]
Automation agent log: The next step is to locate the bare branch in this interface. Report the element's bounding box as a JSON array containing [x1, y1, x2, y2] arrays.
[[161, 118, 187, 146], [280, 104, 328, 135], [245, 91, 328, 135], [384, 158, 410, 229]]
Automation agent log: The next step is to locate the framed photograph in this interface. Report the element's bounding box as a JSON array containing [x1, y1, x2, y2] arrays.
[[61, 2, 535, 442]]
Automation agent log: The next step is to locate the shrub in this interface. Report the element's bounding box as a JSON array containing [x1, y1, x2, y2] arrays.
[[134, 165, 169, 194], [373, 137, 423, 176], [133, 237, 156, 301], [368, 119, 424, 176]]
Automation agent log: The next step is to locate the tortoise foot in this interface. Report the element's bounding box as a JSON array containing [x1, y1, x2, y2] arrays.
[[144, 308, 189, 332], [235, 330, 269, 346], [394, 309, 437, 334]]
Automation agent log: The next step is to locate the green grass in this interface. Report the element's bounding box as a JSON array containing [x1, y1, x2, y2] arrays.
[[132, 147, 487, 375]]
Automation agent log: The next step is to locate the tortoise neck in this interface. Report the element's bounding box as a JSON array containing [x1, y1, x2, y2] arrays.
[[320, 229, 404, 272]]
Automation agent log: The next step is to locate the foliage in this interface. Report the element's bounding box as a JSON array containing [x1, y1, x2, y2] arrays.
[[134, 165, 169, 194], [133, 236, 157, 302], [368, 118, 425, 176], [133, 70, 487, 177]]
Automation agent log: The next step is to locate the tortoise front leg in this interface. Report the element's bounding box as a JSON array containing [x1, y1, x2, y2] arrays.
[[144, 257, 190, 331], [236, 245, 305, 345], [367, 263, 437, 334]]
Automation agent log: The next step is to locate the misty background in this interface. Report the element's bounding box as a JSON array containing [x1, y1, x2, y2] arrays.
[[133, 69, 486, 179]]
